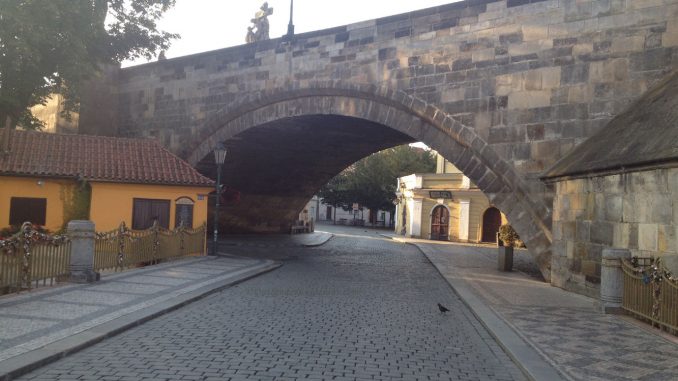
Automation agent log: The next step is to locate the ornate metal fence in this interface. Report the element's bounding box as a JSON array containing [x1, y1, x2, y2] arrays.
[[0, 222, 71, 295], [94, 222, 206, 272], [622, 257, 678, 334]]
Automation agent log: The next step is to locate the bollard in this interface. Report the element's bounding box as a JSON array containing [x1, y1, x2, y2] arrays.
[[600, 248, 631, 314], [68, 220, 100, 283], [498, 246, 513, 272]]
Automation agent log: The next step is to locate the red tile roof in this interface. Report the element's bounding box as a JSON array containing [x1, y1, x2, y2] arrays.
[[0, 130, 214, 187]]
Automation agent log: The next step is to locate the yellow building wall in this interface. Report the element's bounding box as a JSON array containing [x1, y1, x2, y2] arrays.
[[468, 192, 491, 242], [0, 176, 74, 232], [0, 177, 212, 234], [89, 182, 211, 232]]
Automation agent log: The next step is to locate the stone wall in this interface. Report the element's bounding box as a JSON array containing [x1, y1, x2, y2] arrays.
[[104, 0, 678, 176], [30, 94, 78, 134], [551, 168, 678, 297]]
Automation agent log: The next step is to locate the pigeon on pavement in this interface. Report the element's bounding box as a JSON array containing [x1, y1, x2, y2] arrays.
[[438, 303, 450, 313]]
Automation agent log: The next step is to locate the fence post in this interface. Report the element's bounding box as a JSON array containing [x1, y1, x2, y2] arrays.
[[68, 220, 100, 283], [601, 248, 631, 314], [179, 223, 185, 257], [152, 220, 159, 264]]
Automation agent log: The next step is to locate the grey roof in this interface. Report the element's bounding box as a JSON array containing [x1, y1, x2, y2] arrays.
[[544, 71, 678, 179]]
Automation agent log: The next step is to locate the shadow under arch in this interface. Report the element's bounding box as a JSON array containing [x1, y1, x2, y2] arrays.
[[187, 80, 553, 280]]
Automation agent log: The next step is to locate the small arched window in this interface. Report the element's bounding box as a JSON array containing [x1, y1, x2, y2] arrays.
[[175, 197, 195, 228]]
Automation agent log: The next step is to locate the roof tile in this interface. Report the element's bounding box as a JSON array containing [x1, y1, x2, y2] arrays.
[[0, 130, 214, 187]]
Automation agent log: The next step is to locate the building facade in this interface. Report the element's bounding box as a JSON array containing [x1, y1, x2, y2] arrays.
[[394, 155, 507, 243], [0, 130, 214, 233], [300, 196, 393, 227], [544, 72, 678, 298]]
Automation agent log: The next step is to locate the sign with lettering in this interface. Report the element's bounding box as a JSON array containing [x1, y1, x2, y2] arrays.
[[429, 191, 453, 199]]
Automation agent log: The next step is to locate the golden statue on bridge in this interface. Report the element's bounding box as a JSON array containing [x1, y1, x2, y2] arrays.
[[246, 2, 274, 43]]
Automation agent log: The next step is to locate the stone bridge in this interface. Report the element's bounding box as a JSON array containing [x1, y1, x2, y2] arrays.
[[80, 0, 678, 280]]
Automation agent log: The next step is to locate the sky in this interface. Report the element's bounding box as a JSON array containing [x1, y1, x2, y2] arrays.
[[125, 0, 459, 67]]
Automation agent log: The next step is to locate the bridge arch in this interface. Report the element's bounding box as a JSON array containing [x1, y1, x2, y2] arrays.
[[187, 81, 552, 279]]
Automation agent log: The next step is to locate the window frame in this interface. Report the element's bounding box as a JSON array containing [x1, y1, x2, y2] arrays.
[[9, 197, 47, 226]]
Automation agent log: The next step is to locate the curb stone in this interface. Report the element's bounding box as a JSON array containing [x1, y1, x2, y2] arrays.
[[0, 260, 281, 381], [218, 232, 334, 249], [302, 232, 334, 247]]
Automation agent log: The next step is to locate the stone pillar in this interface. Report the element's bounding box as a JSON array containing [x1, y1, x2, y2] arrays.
[[458, 199, 470, 242], [68, 220, 100, 283], [600, 248, 631, 313]]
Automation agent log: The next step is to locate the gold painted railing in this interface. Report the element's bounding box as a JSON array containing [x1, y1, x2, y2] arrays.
[[94, 222, 206, 272], [0, 222, 71, 295], [622, 257, 678, 334]]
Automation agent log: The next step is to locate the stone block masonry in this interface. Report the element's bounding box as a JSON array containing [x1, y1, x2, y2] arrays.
[[76, 0, 678, 289], [103, 0, 678, 174], [551, 169, 678, 297]]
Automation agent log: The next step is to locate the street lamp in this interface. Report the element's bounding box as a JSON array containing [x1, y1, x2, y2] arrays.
[[212, 143, 227, 256], [395, 182, 407, 236]]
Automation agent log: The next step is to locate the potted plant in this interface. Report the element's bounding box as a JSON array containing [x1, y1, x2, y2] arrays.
[[497, 224, 518, 271]]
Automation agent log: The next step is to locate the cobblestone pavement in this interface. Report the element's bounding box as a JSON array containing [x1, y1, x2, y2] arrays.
[[19, 232, 527, 381], [413, 241, 678, 381]]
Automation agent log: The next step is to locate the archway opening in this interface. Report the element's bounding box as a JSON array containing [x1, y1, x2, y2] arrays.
[[188, 86, 553, 280], [195, 115, 415, 234]]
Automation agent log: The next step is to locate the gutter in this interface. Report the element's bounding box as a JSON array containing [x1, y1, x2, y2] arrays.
[[541, 159, 678, 183]]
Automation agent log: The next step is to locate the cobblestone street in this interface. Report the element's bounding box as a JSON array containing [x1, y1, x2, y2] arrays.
[[19, 232, 526, 381]]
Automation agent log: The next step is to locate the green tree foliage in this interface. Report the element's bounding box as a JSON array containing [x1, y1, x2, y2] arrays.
[[0, 0, 178, 129], [318, 145, 436, 216]]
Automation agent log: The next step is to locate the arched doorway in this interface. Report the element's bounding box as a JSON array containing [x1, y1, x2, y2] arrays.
[[482, 207, 502, 243], [431, 205, 449, 241]]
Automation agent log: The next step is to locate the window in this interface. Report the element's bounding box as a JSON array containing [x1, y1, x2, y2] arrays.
[[175, 197, 195, 228], [9, 198, 47, 226], [132, 199, 170, 230]]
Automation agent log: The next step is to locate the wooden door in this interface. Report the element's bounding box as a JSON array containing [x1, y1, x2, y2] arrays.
[[482, 207, 502, 243], [430, 205, 449, 241]]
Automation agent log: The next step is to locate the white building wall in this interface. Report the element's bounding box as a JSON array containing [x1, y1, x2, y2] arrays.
[[302, 197, 392, 227]]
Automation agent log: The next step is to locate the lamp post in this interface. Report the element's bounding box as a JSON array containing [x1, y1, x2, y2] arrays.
[[212, 143, 227, 256], [395, 182, 407, 236]]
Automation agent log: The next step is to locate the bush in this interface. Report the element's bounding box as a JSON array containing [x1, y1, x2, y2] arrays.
[[498, 224, 520, 247]]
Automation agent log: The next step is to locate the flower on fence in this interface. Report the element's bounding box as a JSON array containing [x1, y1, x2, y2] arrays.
[[628, 257, 676, 283], [628, 256, 677, 322], [0, 222, 69, 290]]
